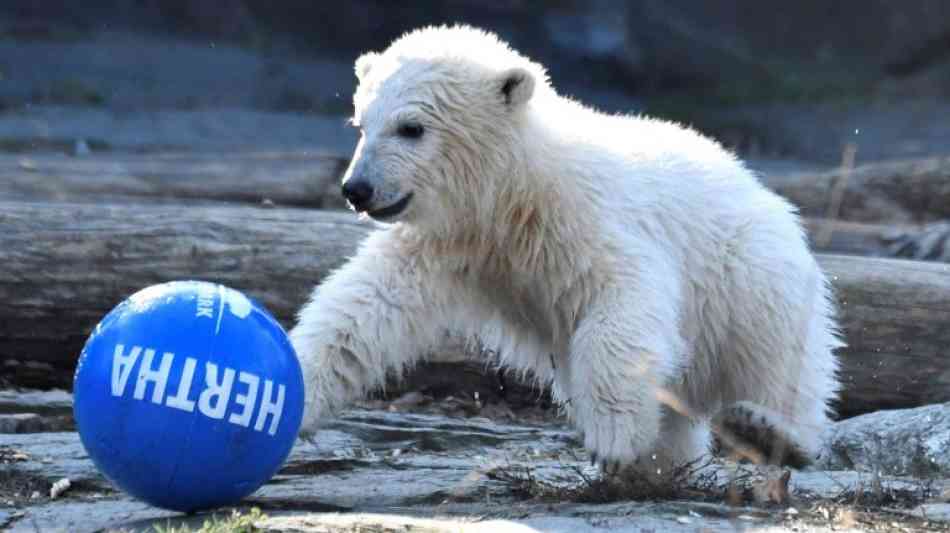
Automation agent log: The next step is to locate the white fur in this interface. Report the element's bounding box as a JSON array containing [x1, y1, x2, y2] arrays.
[[290, 25, 842, 473]]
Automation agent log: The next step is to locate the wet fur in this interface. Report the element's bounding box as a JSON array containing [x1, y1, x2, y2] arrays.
[[289, 25, 843, 476]]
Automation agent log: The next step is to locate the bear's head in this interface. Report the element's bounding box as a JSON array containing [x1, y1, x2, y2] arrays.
[[340, 25, 549, 231]]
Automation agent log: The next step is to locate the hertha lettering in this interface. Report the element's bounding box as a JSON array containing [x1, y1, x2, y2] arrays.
[[110, 343, 286, 436]]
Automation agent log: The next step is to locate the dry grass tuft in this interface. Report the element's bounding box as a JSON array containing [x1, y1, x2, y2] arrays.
[[485, 455, 726, 504], [831, 471, 937, 510]]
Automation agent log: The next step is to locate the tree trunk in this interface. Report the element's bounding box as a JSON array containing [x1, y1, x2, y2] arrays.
[[8, 151, 949, 227], [2, 201, 949, 418], [762, 156, 950, 224], [804, 218, 902, 257], [807, 218, 950, 263], [8, 153, 950, 224], [819, 254, 950, 417], [0, 201, 368, 388], [1, 151, 348, 209]]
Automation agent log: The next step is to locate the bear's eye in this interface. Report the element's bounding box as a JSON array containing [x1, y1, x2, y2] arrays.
[[396, 122, 424, 139]]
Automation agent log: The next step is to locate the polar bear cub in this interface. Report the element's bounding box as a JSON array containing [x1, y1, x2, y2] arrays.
[[289, 25, 842, 475]]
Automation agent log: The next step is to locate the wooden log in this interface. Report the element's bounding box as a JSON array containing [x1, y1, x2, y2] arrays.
[[804, 218, 902, 257], [821, 255, 950, 417], [6, 151, 950, 225], [807, 218, 950, 264], [4, 150, 942, 261], [2, 200, 949, 417], [0, 201, 370, 388], [0, 149, 919, 261], [1, 151, 349, 208], [762, 156, 950, 224]]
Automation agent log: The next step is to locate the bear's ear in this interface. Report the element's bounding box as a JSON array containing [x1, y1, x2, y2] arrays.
[[496, 67, 535, 108], [355, 52, 379, 81]]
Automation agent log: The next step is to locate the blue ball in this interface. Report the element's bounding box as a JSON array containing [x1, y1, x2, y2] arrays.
[[73, 281, 304, 512]]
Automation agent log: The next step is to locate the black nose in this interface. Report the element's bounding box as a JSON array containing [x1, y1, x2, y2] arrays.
[[341, 180, 374, 209]]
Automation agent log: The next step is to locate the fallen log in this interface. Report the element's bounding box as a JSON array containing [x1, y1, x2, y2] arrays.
[[762, 156, 950, 224], [5, 151, 948, 258], [804, 218, 903, 257], [807, 218, 950, 264], [1, 151, 348, 209], [0, 201, 370, 388], [2, 201, 948, 418], [820, 255, 950, 417], [7, 151, 950, 225]]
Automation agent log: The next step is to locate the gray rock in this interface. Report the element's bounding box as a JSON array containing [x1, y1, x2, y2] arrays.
[[0, 389, 76, 433], [789, 469, 944, 500], [1, 408, 947, 532], [820, 402, 950, 476], [249, 499, 893, 533], [0, 410, 578, 531], [0, 413, 71, 434], [253, 505, 754, 533], [911, 502, 950, 521], [0, 414, 43, 434], [257, 513, 537, 533], [0, 432, 105, 484], [0, 389, 73, 414], [0, 511, 15, 529], [6, 499, 175, 533]]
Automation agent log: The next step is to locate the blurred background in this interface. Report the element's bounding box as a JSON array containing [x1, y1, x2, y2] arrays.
[[3, 0, 950, 399], [3, 0, 950, 170]]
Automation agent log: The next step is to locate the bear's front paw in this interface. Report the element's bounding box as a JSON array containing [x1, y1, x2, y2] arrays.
[[579, 410, 654, 476]]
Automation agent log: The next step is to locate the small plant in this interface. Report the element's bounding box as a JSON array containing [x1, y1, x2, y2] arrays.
[[153, 508, 266, 533]]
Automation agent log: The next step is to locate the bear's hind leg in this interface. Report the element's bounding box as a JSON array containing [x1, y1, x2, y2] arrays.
[[715, 246, 841, 468], [712, 401, 818, 468], [713, 315, 840, 467]]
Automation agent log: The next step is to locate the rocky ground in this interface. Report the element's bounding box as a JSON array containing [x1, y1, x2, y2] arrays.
[[1, 389, 949, 532]]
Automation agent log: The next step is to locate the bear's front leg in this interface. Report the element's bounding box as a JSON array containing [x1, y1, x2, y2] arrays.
[[565, 292, 685, 475], [289, 232, 461, 433]]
